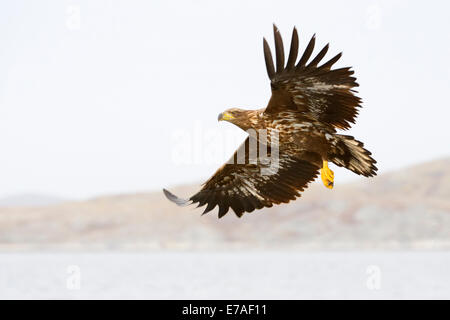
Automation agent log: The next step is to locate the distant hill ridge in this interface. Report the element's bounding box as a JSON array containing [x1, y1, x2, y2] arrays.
[[0, 194, 66, 208], [0, 157, 449, 250]]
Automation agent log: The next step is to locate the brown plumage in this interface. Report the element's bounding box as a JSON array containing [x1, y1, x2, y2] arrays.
[[163, 25, 377, 218]]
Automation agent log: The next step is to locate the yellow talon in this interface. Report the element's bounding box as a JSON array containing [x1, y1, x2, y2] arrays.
[[321, 160, 334, 189]]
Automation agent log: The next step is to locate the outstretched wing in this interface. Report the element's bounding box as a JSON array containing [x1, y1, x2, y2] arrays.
[[263, 25, 361, 130], [164, 137, 320, 218]]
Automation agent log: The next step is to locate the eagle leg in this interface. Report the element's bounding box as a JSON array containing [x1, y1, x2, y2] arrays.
[[320, 160, 334, 189]]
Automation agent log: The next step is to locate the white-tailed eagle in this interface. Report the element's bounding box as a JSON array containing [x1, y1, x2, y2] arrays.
[[164, 25, 377, 218]]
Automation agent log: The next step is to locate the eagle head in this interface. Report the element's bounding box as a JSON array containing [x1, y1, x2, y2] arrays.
[[218, 108, 259, 131]]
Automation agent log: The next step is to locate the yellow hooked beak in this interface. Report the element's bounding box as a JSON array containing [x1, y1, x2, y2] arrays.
[[218, 112, 235, 121]]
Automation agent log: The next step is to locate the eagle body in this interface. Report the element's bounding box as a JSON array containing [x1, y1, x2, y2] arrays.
[[164, 25, 377, 218]]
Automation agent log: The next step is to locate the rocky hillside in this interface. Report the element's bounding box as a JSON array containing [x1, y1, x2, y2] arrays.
[[0, 158, 449, 251]]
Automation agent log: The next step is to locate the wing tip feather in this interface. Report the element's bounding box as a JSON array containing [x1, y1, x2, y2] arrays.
[[163, 188, 191, 207]]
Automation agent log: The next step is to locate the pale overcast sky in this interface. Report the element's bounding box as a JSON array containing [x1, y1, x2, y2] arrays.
[[1, 0, 449, 199]]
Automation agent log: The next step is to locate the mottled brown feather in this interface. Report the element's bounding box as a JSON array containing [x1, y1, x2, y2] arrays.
[[265, 28, 361, 130], [175, 137, 320, 218]]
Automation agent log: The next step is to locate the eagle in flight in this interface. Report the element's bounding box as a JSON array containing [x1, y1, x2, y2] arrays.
[[164, 25, 377, 218]]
